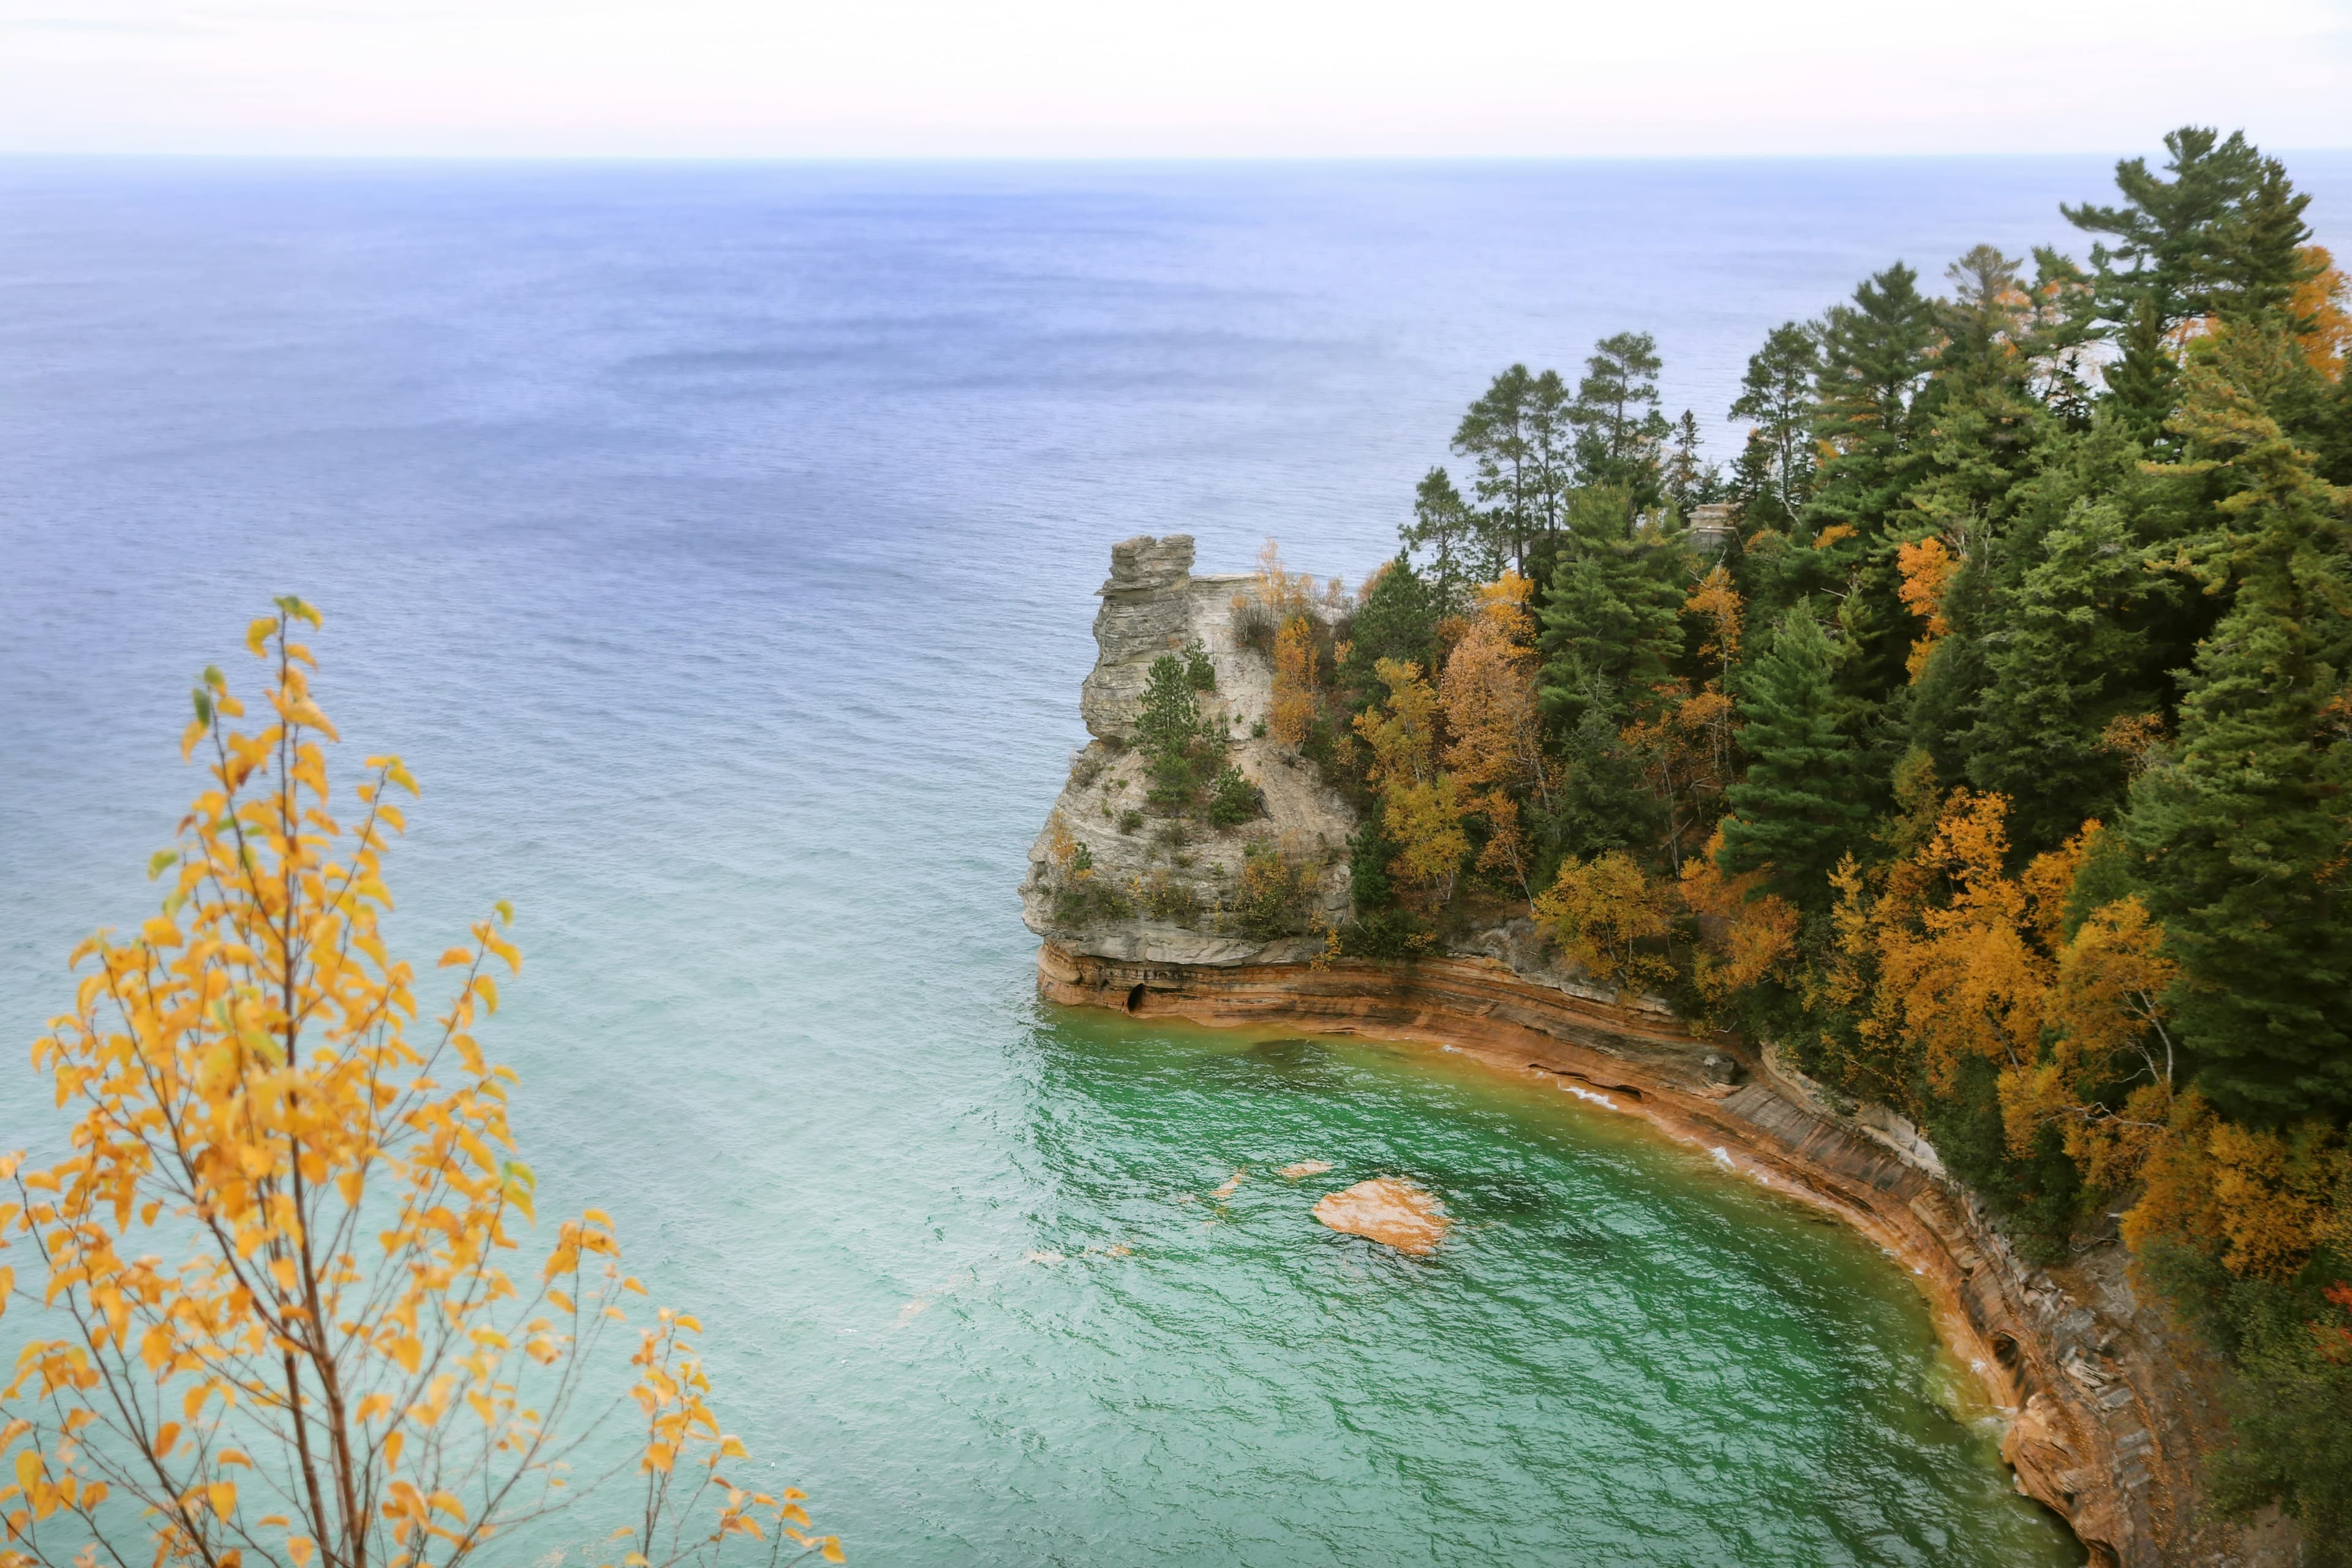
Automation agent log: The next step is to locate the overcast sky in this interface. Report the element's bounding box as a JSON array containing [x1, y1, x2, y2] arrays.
[[3, 0, 2348, 159]]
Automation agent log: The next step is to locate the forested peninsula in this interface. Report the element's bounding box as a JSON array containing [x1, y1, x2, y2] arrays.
[[1024, 129, 2352, 1568]]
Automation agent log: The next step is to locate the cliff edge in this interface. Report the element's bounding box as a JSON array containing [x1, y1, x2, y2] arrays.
[[1020, 535, 2291, 1568]]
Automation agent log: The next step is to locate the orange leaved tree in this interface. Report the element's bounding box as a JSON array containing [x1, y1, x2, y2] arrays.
[[1, 600, 836, 1568]]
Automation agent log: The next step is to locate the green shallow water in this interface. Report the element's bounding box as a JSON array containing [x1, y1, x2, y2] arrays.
[[725, 1007, 2082, 1566]]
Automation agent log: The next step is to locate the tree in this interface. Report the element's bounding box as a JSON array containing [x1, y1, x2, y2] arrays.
[[1338, 558, 1441, 717], [2065, 126, 2311, 337], [1269, 617, 1320, 750], [1441, 574, 1550, 896], [1716, 606, 1872, 903], [1452, 365, 1574, 571], [2124, 328, 2352, 1123], [1660, 411, 1720, 516], [1533, 852, 1676, 998], [1809, 263, 1939, 540], [0, 603, 835, 1568], [1570, 333, 1672, 507], [1137, 652, 1212, 807], [1728, 322, 1820, 523], [1400, 467, 1483, 600], [1354, 658, 1468, 908], [1536, 488, 1689, 731], [2065, 127, 2318, 433]]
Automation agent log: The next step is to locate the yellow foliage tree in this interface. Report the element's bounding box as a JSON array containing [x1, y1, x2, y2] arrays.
[[1438, 573, 1549, 897], [1850, 789, 2071, 1096], [1894, 535, 1958, 682], [2290, 243, 2351, 380], [1353, 658, 1466, 908], [1678, 826, 1799, 1005], [0, 603, 834, 1568], [1532, 853, 1676, 1000], [1680, 564, 1742, 686], [1269, 615, 1320, 750]]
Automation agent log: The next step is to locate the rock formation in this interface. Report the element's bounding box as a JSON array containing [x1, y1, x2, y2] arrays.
[[1021, 534, 1356, 966], [1021, 536, 2293, 1568]]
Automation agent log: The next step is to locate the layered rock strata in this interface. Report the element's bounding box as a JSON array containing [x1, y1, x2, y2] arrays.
[[1022, 537, 2290, 1568]]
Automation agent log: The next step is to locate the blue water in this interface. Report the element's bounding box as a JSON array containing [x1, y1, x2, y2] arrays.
[[9, 155, 2344, 1564]]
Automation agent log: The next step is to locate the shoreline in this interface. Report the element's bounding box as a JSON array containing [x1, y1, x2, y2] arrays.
[[1036, 940, 2291, 1568]]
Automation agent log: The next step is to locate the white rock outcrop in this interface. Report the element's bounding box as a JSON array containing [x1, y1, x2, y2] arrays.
[[1020, 534, 1359, 965]]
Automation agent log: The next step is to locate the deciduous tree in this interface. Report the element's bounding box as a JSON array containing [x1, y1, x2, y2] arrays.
[[0, 604, 834, 1568]]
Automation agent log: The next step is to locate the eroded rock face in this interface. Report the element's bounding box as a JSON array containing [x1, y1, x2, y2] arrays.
[[1022, 535, 1357, 966]]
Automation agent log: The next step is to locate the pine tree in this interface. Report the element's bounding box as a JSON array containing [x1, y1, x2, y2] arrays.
[[1662, 409, 1721, 514], [1537, 488, 1687, 729], [1809, 263, 1939, 541], [2124, 328, 2352, 1121], [1571, 332, 1673, 507], [1728, 321, 1820, 521], [1453, 365, 1575, 570], [1401, 466, 1484, 598], [1962, 490, 2157, 853], [1717, 606, 1874, 903]]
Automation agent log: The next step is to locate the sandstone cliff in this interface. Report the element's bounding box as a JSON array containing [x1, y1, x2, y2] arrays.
[[1020, 536, 2293, 1568], [1019, 534, 1357, 965]]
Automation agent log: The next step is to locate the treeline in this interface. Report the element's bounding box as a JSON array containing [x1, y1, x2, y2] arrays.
[[1257, 128, 2352, 1553]]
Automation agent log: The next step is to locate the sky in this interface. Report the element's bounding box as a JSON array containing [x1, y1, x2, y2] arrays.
[[1, 0, 2349, 159]]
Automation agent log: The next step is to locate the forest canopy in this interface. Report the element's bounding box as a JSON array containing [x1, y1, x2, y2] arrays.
[[1279, 127, 2352, 1556]]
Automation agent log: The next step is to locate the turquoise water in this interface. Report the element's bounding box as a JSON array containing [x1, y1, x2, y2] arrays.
[[17, 156, 2340, 1562]]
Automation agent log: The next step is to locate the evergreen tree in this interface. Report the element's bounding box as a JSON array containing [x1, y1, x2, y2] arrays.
[[1338, 557, 1442, 715], [2066, 127, 2319, 434], [1809, 263, 1940, 538], [1537, 488, 1687, 729], [2124, 331, 2352, 1121], [1662, 409, 1721, 514], [1728, 320, 1820, 522], [1570, 332, 1673, 507], [1717, 606, 1874, 903], [1961, 487, 2158, 854], [1401, 466, 1484, 599], [1453, 364, 1575, 570]]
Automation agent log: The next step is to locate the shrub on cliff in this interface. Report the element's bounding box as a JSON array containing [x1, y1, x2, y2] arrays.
[[1137, 652, 1215, 812], [1232, 839, 1317, 940], [1207, 764, 1263, 827]]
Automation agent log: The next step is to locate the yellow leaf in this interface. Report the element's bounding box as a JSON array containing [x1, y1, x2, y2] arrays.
[[821, 1537, 845, 1563], [384, 1431, 404, 1472], [674, 1314, 703, 1333], [439, 947, 475, 969], [288, 1539, 315, 1567], [466, 1392, 495, 1427], [355, 1393, 393, 1423], [208, 1480, 236, 1518], [156, 1422, 181, 1457], [246, 617, 276, 657], [217, 1449, 252, 1469]]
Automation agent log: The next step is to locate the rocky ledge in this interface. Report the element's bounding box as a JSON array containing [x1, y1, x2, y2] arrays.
[[1021, 536, 2292, 1568]]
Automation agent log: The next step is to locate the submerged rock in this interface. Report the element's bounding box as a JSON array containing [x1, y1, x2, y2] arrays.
[[1278, 1159, 1333, 1179], [1313, 1177, 1449, 1254]]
